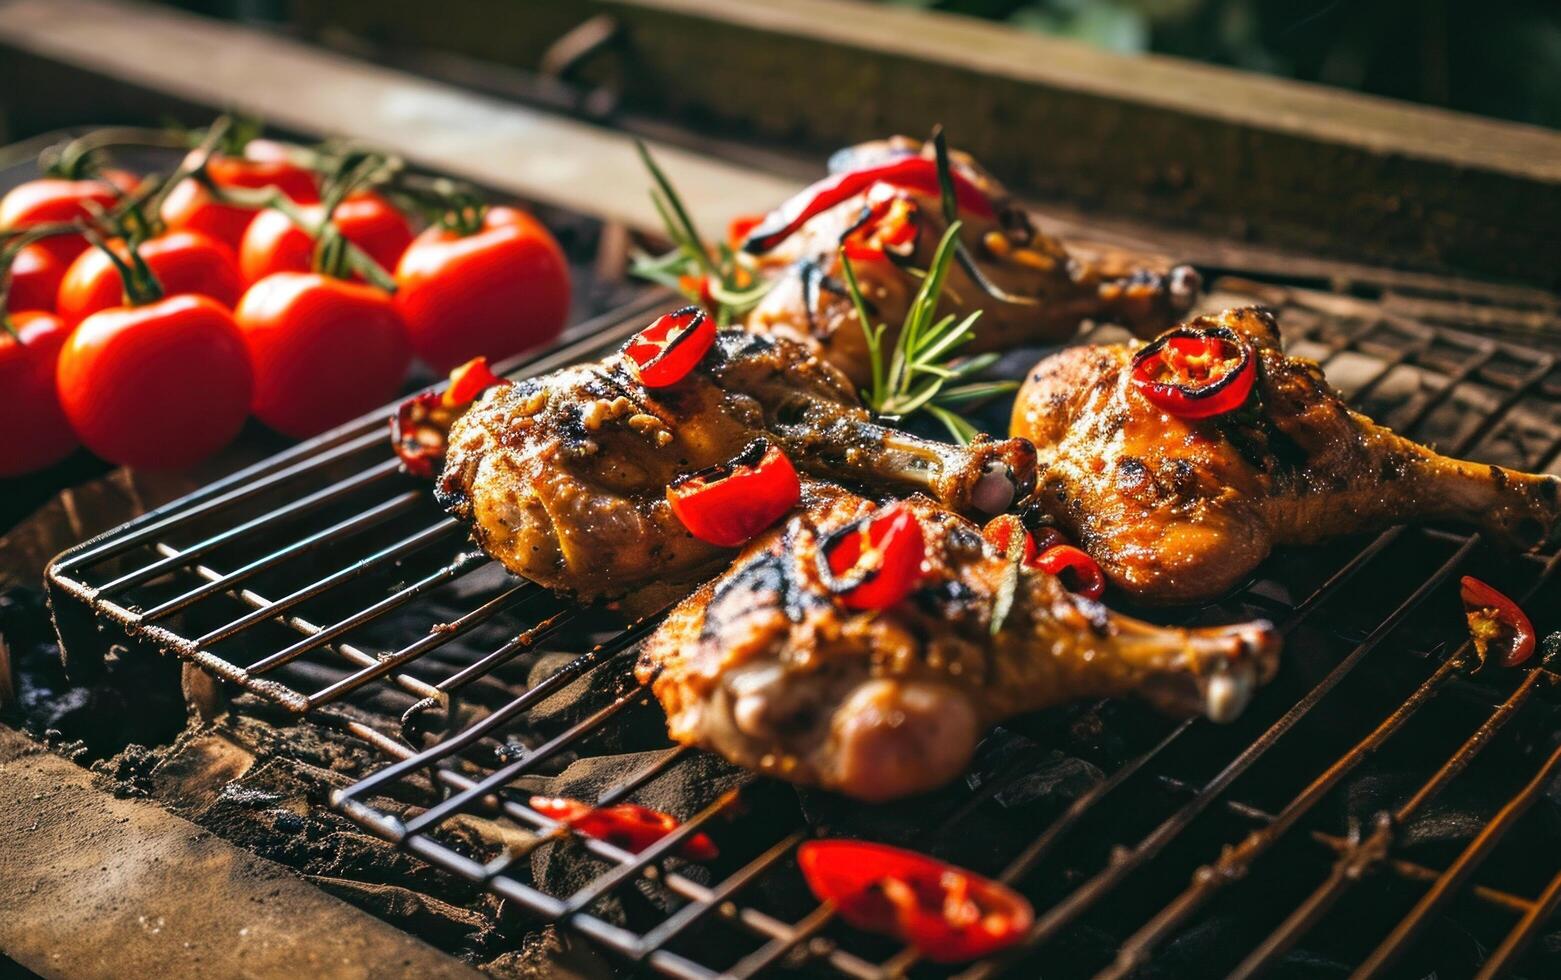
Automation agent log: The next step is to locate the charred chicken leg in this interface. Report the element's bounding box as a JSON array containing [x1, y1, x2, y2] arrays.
[[637, 484, 1279, 801], [439, 328, 1035, 606], [742, 135, 1200, 386], [1012, 307, 1561, 605]]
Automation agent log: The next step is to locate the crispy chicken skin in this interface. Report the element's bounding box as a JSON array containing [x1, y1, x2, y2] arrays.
[[1012, 307, 1561, 605], [637, 484, 1279, 802], [745, 135, 1200, 386], [438, 330, 1035, 606]]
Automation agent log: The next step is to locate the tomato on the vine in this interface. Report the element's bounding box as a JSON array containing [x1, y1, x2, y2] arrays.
[[0, 312, 78, 476], [56, 294, 252, 469], [56, 230, 242, 326], [236, 271, 410, 438], [239, 192, 412, 286], [394, 205, 570, 372], [0, 170, 138, 263], [160, 140, 319, 252], [7, 244, 65, 314]]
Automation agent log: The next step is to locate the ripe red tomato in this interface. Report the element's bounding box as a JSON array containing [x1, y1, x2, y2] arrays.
[[7, 243, 65, 313], [238, 192, 412, 286], [0, 311, 78, 476], [57, 295, 252, 469], [160, 140, 319, 252], [0, 170, 139, 263], [235, 272, 411, 438], [394, 205, 570, 372], [56, 230, 242, 326]]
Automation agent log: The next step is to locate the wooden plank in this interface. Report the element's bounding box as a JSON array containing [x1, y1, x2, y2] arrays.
[[0, 0, 796, 241], [285, 0, 1561, 288], [0, 726, 481, 980]]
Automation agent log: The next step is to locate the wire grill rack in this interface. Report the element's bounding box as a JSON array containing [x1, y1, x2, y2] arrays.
[[45, 275, 1561, 978]]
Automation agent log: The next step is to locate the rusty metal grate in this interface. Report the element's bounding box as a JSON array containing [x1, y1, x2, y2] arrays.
[[46, 274, 1561, 978]]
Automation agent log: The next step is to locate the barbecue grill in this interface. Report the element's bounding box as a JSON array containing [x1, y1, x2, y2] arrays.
[[7, 1, 1561, 977], [43, 270, 1561, 977]]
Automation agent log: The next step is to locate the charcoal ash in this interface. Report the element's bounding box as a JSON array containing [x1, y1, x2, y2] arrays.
[[1, 587, 185, 760]]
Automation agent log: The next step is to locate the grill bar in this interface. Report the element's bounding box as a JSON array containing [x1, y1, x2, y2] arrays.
[[1353, 739, 1561, 979], [1108, 551, 1561, 979], [41, 254, 1557, 978], [199, 518, 463, 647], [1476, 867, 1561, 980], [139, 490, 422, 622]]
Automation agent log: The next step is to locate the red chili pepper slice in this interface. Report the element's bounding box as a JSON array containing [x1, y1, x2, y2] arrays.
[[667, 438, 802, 548], [798, 840, 1033, 963], [727, 213, 764, 247], [1033, 544, 1106, 600], [981, 515, 1066, 569], [841, 186, 921, 263], [528, 796, 719, 861], [393, 356, 510, 477], [743, 155, 994, 255], [818, 502, 927, 611], [1129, 324, 1256, 420], [444, 355, 508, 406], [624, 306, 716, 388], [1460, 576, 1535, 667]]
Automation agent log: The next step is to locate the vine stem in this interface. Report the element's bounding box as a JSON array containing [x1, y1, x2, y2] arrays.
[[1, 222, 92, 337], [207, 182, 398, 291], [82, 226, 164, 307]]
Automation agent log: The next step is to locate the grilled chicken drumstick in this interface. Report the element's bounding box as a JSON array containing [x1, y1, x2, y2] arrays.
[[637, 483, 1279, 801], [438, 327, 1035, 607], [1012, 306, 1561, 605], [742, 135, 1200, 386]]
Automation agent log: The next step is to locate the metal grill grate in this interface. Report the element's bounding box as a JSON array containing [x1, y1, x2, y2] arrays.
[[45, 275, 1561, 978]]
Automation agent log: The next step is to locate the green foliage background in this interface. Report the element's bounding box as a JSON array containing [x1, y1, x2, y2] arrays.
[[882, 0, 1561, 129]]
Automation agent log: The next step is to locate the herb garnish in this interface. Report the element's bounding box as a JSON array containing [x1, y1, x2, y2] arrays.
[[630, 141, 771, 326], [839, 222, 1018, 444]]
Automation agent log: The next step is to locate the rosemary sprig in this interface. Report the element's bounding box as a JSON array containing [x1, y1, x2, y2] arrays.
[[839, 220, 1018, 444], [630, 141, 772, 326]]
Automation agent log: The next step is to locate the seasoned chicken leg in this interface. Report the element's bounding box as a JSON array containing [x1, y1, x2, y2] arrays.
[[1012, 307, 1561, 605], [637, 484, 1279, 801], [744, 135, 1200, 386], [439, 329, 1035, 607]]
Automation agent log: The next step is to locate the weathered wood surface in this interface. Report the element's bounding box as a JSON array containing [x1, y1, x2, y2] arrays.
[[284, 0, 1561, 289], [0, 0, 796, 242], [0, 0, 1556, 338]]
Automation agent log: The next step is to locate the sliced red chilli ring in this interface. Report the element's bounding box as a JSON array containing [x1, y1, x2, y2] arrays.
[[743, 155, 993, 255], [624, 306, 716, 388], [391, 391, 446, 479], [797, 840, 1033, 963], [528, 796, 719, 861], [1460, 576, 1535, 667], [1129, 324, 1256, 420], [817, 502, 927, 611], [392, 357, 511, 477], [1033, 544, 1106, 600], [840, 186, 920, 263], [667, 438, 802, 548], [443, 355, 509, 406], [981, 515, 1066, 569]]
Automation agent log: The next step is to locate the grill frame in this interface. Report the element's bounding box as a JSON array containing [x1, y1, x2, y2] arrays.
[[43, 276, 1561, 979]]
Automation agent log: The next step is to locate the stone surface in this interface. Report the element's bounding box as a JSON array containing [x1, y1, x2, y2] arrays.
[[0, 726, 480, 980]]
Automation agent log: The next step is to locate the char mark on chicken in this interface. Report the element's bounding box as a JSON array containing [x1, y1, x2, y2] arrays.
[[637, 485, 1279, 802], [438, 329, 1035, 608], [744, 135, 1200, 386], [1011, 306, 1561, 605]]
